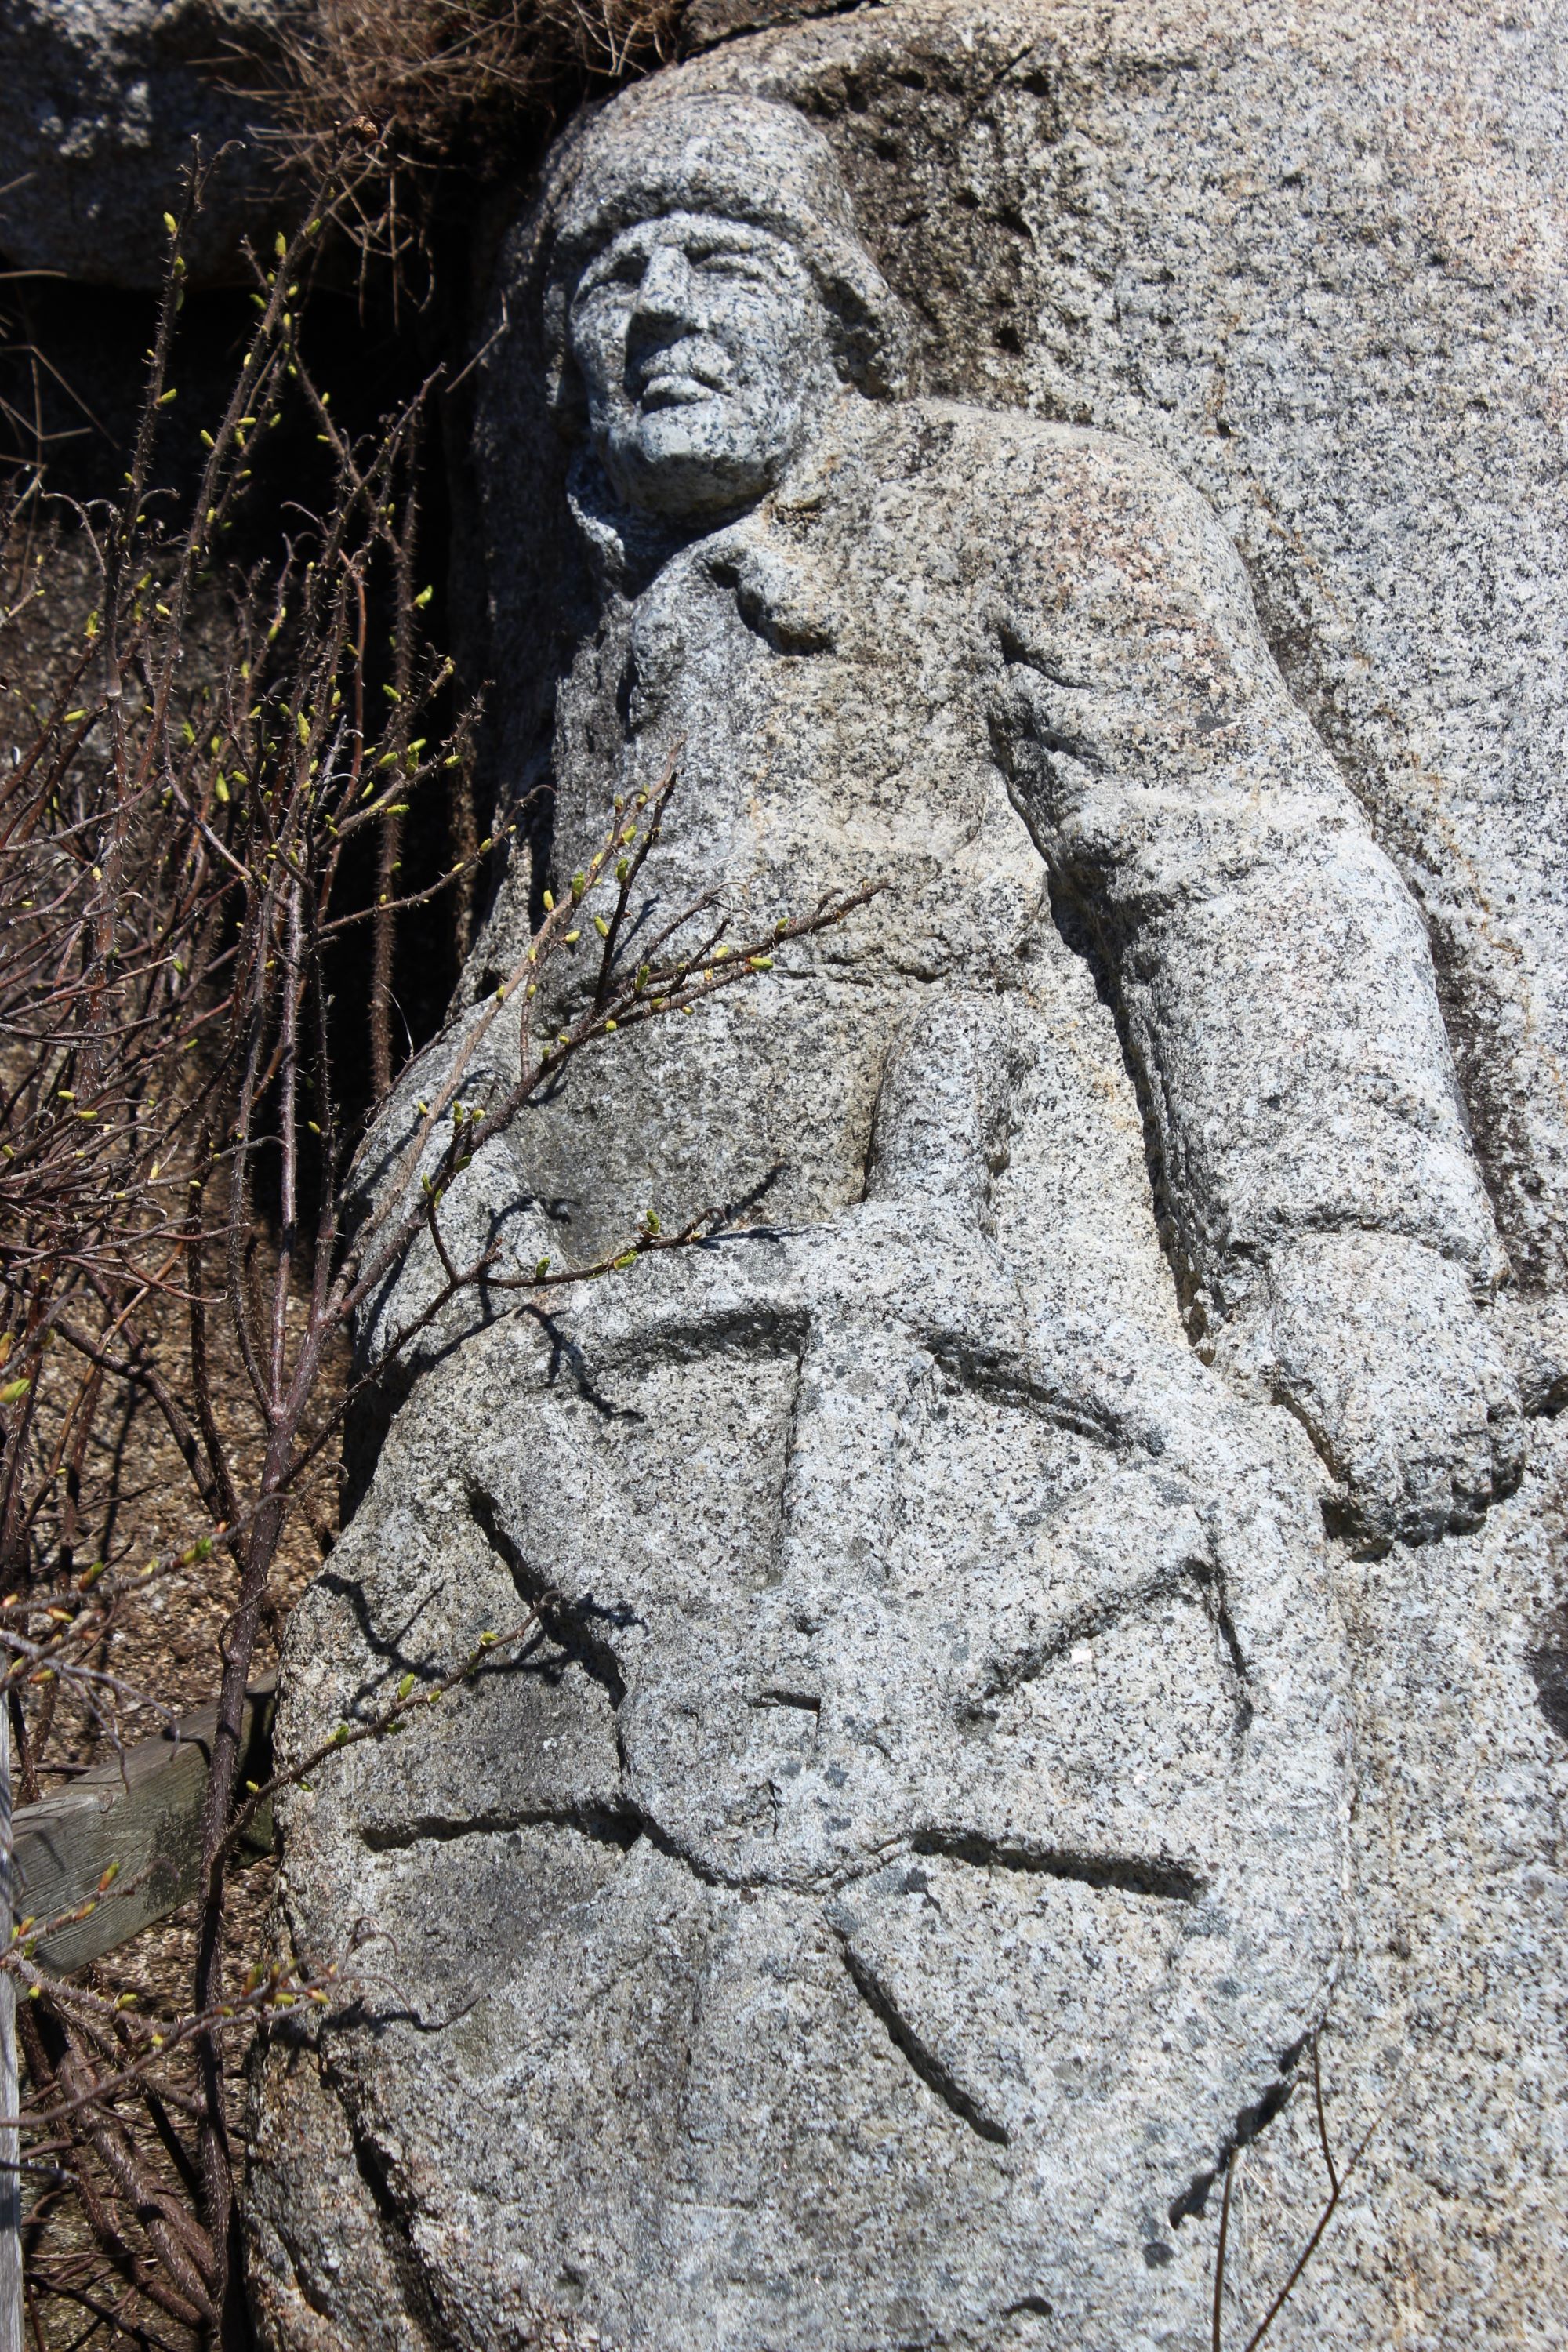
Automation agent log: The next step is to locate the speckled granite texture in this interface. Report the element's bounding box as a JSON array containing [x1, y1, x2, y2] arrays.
[[244, 11, 1568, 2349]]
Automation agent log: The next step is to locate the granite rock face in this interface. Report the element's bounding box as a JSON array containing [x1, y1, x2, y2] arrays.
[[249, 1210, 1348, 2352], [0, 0, 294, 285], [246, 12, 1568, 2350], [469, 0, 1568, 1319]]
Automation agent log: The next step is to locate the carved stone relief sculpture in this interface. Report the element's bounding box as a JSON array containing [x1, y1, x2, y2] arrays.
[[245, 71, 1542, 2352]]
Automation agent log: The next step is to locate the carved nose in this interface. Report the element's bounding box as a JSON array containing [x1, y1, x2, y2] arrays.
[[634, 240, 697, 321]]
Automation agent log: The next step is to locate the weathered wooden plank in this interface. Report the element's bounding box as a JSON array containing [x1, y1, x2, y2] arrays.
[[11, 1680, 276, 1975]]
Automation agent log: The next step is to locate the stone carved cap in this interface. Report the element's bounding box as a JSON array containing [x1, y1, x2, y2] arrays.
[[539, 86, 916, 417]]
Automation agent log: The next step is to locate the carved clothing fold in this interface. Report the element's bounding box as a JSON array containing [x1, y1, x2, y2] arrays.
[[526, 399, 1503, 1324]]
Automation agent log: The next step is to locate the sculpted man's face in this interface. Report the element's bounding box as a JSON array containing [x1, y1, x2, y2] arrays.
[[568, 210, 840, 521]]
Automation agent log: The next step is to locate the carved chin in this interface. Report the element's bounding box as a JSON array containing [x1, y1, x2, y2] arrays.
[[611, 404, 784, 517]]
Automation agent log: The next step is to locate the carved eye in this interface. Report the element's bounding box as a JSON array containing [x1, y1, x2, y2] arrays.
[[575, 252, 642, 307], [694, 249, 766, 279]]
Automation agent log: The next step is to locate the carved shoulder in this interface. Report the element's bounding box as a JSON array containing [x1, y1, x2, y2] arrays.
[[885, 397, 1269, 669]]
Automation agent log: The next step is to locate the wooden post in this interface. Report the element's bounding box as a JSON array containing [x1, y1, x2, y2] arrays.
[[0, 1700, 23, 2352]]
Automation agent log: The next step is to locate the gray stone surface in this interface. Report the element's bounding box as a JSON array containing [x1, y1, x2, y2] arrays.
[[467, 0, 1568, 1319], [245, 13, 1568, 2349], [249, 1210, 1348, 2352], [0, 0, 294, 285]]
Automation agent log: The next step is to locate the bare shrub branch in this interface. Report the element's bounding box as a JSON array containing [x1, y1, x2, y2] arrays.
[[2, 151, 874, 2343]]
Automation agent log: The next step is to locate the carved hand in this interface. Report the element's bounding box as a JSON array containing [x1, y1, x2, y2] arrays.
[[1214, 1231, 1526, 1549]]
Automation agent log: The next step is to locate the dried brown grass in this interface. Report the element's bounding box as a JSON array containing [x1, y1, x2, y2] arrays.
[[250, 0, 684, 297], [2, 148, 872, 2344], [282, 0, 683, 176]]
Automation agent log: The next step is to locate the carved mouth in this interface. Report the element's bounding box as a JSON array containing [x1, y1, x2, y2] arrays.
[[638, 370, 724, 411]]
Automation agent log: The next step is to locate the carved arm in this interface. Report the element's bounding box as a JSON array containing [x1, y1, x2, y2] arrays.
[[988, 438, 1523, 1545]]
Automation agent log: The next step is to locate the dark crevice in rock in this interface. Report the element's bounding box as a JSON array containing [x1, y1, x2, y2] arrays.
[[1167, 2031, 1313, 2230], [1526, 1598, 1568, 1743], [1032, 866, 1200, 1337], [836, 1934, 1011, 2147], [770, 1318, 815, 1553], [361, 1803, 642, 1855], [587, 1296, 808, 1379], [910, 1830, 1205, 1904], [339, 2114, 443, 2351], [626, 1809, 791, 1893], [962, 1558, 1205, 1714], [927, 1337, 1129, 1451], [1189, 1559, 1256, 1742]]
